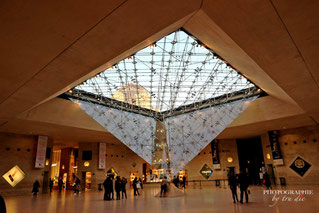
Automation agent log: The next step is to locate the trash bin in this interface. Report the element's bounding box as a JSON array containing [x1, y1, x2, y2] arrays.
[[215, 180, 220, 186], [279, 177, 286, 186]]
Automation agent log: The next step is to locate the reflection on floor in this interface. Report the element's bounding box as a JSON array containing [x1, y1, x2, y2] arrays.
[[3, 184, 319, 213]]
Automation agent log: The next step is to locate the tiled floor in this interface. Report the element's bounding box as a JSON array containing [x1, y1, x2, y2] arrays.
[[3, 184, 319, 213]]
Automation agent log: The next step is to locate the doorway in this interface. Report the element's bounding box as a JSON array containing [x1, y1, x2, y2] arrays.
[[236, 137, 265, 185], [42, 171, 49, 193]]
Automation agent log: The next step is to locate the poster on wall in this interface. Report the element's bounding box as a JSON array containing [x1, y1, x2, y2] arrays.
[[99, 143, 106, 169], [211, 140, 221, 169], [268, 131, 284, 165], [35, 135, 48, 168]]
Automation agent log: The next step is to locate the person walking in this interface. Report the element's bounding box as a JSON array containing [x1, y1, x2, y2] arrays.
[[228, 171, 239, 203], [238, 170, 249, 203], [133, 177, 139, 196], [115, 176, 122, 200], [49, 178, 54, 193], [121, 177, 127, 199], [58, 178, 63, 192], [32, 180, 40, 196], [74, 177, 81, 195], [160, 176, 168, 197]]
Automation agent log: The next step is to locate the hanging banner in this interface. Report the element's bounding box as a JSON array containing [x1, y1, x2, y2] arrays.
[[268, 130, 284, 165], [35, 135, 48, 168], [99, 143, 106, 169], [211, 140, 221, 170]]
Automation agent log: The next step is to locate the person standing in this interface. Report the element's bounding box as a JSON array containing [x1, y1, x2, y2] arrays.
[[228, 171, 238, 203], [182, 176, 186, 189], [259, 169, 264, 185], [110, 177, 114, 200], [103, 177, 110, 200], [49, 178, 54, 193], [238, 170, 249, 203], [58, 178, 63, 192], [264, 173, 272, 189], [32, 180, 40, 196], [138, 177, 143, 189], [121, 177, 127, 199], [115, 176, 122, 200], [133, 177, 139, 196]]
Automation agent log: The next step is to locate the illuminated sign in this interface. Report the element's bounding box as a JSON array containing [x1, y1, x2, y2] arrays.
[[2, 165, 26, 187], [200, 164, 213, 179]]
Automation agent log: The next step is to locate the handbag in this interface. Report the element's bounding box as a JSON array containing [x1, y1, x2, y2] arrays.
[[136, 183, 141, 189]]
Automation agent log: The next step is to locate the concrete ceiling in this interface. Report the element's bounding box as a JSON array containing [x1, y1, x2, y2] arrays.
[[0, 0, 318, 143]]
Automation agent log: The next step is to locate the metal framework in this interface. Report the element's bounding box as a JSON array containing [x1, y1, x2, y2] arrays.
[[63, 29, 263, 119]]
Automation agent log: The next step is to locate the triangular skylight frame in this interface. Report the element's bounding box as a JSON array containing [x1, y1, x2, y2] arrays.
[[63, 28, 264, 119]]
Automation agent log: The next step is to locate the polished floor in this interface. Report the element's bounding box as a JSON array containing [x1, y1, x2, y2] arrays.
[[4, 184, 319, 213]]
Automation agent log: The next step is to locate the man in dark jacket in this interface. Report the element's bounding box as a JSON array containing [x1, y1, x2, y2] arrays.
[[238, 170, 249, 203], [103, 177, 110, 200], [121, 177, 127, 199], [115, 176, 122, 200]]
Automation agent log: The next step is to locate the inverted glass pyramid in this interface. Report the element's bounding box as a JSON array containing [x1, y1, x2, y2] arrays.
[[66, 29, 262, 175]]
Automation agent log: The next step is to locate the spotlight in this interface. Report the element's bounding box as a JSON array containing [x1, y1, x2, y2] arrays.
[[150, 43, 156, 49]]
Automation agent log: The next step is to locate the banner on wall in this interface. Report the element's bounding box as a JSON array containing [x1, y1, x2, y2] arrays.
[[211, 140, 221, 169], [268, 130, 284, 165], [99, 143, 106, 169], [35, 135, 48, 168]]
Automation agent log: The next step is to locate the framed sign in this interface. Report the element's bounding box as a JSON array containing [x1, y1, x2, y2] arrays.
[[2, 165, 26, 187]]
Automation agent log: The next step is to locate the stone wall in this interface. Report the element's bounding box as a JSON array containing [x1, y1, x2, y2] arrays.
[[0, 132, 52, 196], [185, 139, 239, 187], [78, 142, 146, 190], [261, 125, 319, 185]]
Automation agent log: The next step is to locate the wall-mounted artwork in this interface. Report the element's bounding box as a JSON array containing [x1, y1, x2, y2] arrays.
[[2, 165, 26, 187], [290, 156, 311, 177]]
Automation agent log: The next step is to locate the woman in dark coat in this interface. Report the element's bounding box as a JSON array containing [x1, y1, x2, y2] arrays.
[[32, 180, 40, 196], [115, 176, 122, 200]]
